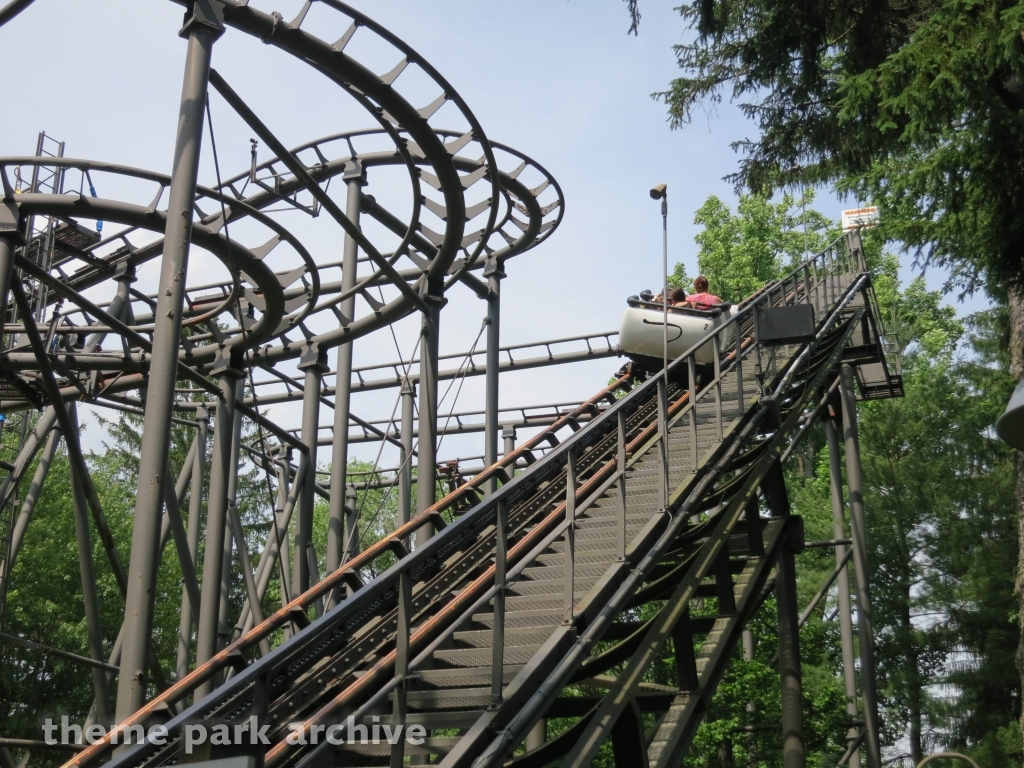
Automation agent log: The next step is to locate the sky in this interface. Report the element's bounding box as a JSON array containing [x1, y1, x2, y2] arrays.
[[0, 0, 994, 468]]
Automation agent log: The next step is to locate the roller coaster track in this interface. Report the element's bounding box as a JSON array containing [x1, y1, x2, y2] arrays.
[[64, 232, 898, 768]]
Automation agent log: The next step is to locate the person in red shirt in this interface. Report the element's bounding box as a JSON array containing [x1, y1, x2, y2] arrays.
[[684, 275, 722, 309]]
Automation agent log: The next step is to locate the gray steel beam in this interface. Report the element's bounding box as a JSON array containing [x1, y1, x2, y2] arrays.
[[0, 631, 118, 674], [228, 496, 270, 657], [116, 13, 219, 722], [276, 454, 293, 630], [0, 408, 57, 516], [10, 278, 163, 701], [194, 363, 240, 701], [483, 259, 503, 496], [0, 234, 13, 339], [161, 454, 202, 634], [503, 424, 517, 457], [280, 333, 619, 399], [238, 453, 305, 636], [177, 409, 208, 681], [415, 296, 443, 546], [206, 69, 430, 316], [839, 363, 881, 768], [326, 166, 363, 608], [295, 346, 327, 596], [217, 378, 246, 658], [826, 416, 861, 768], [399, 378, 415, 530], [0, 273, 133, 619], [1, 427, 60, 585], [0, 0, 36, 29], [776, 547, 805, 768], [314, 405, 600, 447], [68, 402, 111, 726]]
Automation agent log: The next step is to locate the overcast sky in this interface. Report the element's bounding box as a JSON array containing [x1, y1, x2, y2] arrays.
[[1, 0, 990, 467]]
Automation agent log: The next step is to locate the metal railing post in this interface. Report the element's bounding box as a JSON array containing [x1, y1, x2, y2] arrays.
[[811, 256, 822, 313], [712, 334, 723, 441], [391, 558, 412, 768], [490, 497, 508, 706], [753, 305, 764, 389], [616, 410, 627, 561], [734, 322, 745, 416], [563, 449, 577, 621], [685, 358, 697, 473]]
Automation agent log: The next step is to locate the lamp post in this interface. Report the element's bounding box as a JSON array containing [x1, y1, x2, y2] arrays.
[[650, 183, 668, 379]]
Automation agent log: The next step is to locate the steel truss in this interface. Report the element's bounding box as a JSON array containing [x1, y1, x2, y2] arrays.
[[0, 4, 903, 768], [52, 231, 900, 768]]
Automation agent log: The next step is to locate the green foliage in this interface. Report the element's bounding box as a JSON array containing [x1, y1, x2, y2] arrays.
[[684, 190, 838, 302], [0, 393, 403, 764], [311, 460, 400, 581], [833, 0, 1024, 294], [658, 184, 1019, 761], [637, 0, 1024, 292], [622, 0, 1024, 752]]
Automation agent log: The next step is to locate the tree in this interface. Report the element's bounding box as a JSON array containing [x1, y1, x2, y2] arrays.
[[0, 386, 406, 768], [666, 193, 1020, 762], [685, 190, 836, 302], [626, 0, 1024, 744]]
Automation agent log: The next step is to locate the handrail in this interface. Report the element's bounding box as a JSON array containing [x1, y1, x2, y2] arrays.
[[72, 231, 870, 768], [64, 374, 631, 768]]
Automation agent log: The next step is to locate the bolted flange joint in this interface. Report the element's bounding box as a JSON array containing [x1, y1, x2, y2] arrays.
[[297, 342, 329, 374], [210, 345, 244, 379], [179, 0, 225, 40]]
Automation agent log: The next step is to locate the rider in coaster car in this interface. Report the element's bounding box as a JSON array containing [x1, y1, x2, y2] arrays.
[[646, 287, 688, 306], [684, 275, 723, 310]]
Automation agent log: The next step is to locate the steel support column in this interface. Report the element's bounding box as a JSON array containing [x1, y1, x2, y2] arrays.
[[69, 402, 111, 726], [2, 427, 60, 582], [176, 408, 208, 681], [0, 234, 14, 333], [399, 378, 415, 530], [1, 273, 132, 618], [839, 363, 881, 768], [502, 424, 516, 457], [526, 722, 546, 752], [326, 162, 364, 603], [743, 629, 758, 768], [343, 485, 358, 567], [115, 9, 220, 721], [825, 416, 861, 768], [295, 345, 327, 595], [216, 378, 245, 657], [776, 538, 805, 768], [194, 361, 240, 701], [483, 258, 503, 496], [415, 292, 443, 547]]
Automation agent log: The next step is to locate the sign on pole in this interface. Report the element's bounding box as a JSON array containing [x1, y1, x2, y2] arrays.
[[841, 206, 880, 231]]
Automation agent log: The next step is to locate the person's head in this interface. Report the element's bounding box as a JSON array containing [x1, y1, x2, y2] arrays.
[[693, 275, 709, 293], [669, 287, 687, 303]]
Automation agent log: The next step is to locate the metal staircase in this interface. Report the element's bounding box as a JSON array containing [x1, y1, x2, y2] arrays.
[[65, 231, 900, 768]]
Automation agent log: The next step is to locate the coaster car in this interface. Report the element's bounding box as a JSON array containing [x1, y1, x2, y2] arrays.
[[619, 291, 738, 371]]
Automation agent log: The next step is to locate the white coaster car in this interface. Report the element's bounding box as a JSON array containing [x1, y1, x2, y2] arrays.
[[619, 296, 739, 370]]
